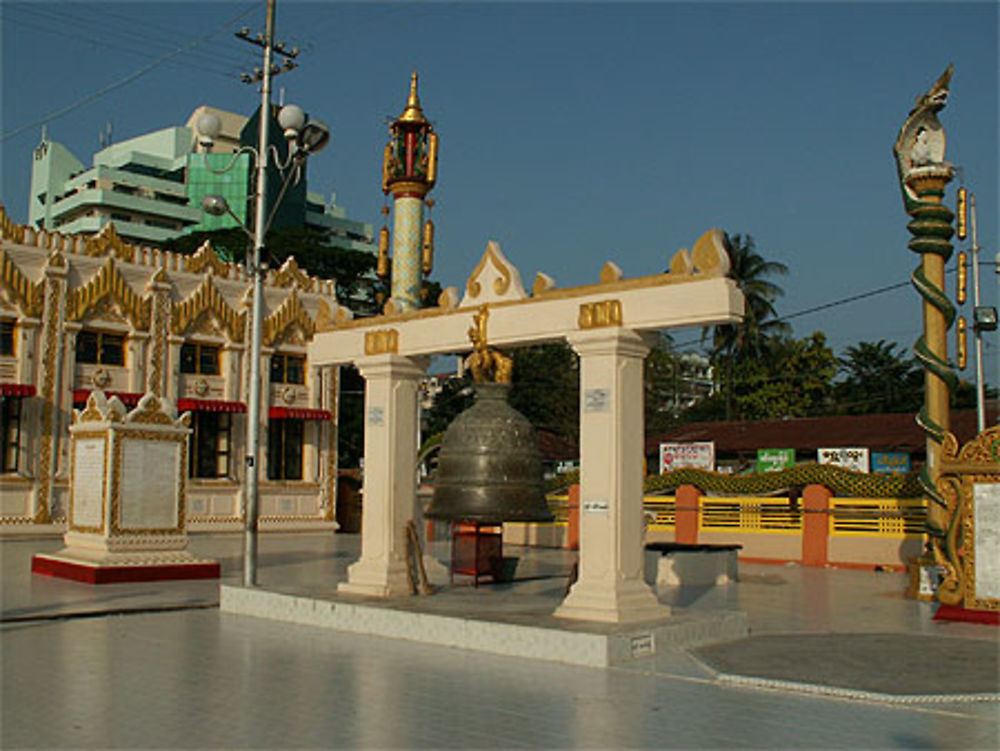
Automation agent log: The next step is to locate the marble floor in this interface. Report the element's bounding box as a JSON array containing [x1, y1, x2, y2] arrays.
[[2, 532, 998, 749]]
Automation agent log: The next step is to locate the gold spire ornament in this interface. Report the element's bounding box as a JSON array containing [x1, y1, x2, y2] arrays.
[[398, 71, 428, 124], [380, 71, 440, 311]]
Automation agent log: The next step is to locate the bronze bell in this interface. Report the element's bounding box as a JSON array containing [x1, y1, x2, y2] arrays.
[[426, 304, 553, 524], [426, 381, 554, 524]]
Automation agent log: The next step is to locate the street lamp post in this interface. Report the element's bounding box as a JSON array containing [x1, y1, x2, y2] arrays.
[[195, 0, 328, 586]]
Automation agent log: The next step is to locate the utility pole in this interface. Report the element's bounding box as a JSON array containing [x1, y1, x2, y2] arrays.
[[235, 0, 298, 587], [969, 193, 987, 432]]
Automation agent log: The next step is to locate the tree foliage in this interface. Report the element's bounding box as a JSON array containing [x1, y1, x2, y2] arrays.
[[162, 226, 377, 307], [682, 332, 837, 422], [420, 343, 580, 447], [508, 342, 580, 443], [421, 373, 475, 441], [706, 233, 790, 419], [834, 339, 922, 414], [710, 233, 790, 362]]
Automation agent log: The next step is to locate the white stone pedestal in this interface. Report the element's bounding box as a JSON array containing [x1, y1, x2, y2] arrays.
[[555, 329, 669, 623], [31, 392, 218, 583], [339, 354, 427, 597]]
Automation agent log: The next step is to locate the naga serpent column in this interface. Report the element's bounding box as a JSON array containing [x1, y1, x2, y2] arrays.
[[892, 66, 957, 575]]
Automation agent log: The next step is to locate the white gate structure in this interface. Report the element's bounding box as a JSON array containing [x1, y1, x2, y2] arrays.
[[308, 230, 744, 623]]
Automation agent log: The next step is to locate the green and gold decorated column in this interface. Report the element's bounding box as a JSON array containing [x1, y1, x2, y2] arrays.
[[892, 66, 957, 575], [379, 72, 439, 311]]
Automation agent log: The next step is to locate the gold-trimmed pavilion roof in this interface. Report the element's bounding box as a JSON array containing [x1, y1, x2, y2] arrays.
[[184, 242, 232, 278], [67, 257, 152, 330], [0, 205, 333, 295], [0, 248, 43, 317], [264, 288, 315, 347], [171, 274, 246, 342]]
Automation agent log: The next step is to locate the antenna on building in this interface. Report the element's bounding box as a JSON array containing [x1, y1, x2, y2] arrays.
[[278, 86, 285, 106], [99, 121, 113, 149]]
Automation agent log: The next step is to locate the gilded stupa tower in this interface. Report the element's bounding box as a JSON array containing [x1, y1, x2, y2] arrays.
[[378, 72, 439, 311]]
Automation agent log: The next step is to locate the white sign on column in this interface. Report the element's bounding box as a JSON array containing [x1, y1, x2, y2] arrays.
[[339, 352, 427, 598], [556, 327, 669, 623]]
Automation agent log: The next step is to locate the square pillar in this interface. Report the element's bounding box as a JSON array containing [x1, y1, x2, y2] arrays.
[[675, 484, 701, 544], [339, 354, 427, 598], [556, 328, 669, 623], [802, 484, 832, 567]]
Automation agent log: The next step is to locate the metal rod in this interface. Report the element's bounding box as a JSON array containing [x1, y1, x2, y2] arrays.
[[244, 0, 276, 588], [970, 193, 985, 433]]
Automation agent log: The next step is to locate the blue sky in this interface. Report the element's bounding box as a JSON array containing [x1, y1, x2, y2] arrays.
[[2, 1, 998, 381]]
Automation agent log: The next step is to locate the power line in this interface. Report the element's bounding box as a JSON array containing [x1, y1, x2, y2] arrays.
[[2, 3, 255, 69], [0, 4, 258, 143], [669, 261, 998, 354], [0, 12, 245, 79]]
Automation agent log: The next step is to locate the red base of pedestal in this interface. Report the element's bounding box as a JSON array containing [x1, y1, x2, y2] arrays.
[[933, 603, 1000, 626], [31, 555, 220, 584]]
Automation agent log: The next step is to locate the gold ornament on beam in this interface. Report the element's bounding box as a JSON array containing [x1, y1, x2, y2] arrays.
[[956, 251, 967, 305], [466, 305, 512, 384], [957, 316, 968, 370], [422, 199, 435, 276], [377, 226, 390, 279]]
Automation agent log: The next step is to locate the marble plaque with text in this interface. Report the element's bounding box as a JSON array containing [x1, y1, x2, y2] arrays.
[[972, 483, 1000, 601], [118, 438, 180, 530], [72, 438, 106, 529]]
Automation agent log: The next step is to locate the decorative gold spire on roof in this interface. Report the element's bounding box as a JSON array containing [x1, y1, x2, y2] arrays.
[[398, 71, 427, 124]]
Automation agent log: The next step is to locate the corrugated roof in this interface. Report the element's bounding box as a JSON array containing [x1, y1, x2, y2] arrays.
[[645, 408, 995, 455]]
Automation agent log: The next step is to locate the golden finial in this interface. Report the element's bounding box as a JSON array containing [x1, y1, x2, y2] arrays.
[[398, 71, 427, 124]]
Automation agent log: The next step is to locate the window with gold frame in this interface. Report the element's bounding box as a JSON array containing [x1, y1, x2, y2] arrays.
[[270, 353, 305, 385], [76, 329, 125, 366], [0, 319, 15, 357], [180, 342, 221, 375], [1, 396, 22, 473]]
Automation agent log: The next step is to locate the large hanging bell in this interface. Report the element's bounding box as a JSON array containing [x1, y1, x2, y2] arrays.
[[426, 382, 554, 524]]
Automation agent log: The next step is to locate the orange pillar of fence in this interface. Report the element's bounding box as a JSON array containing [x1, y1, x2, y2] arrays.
[[675, 484, 701, 544], [802, 484, 832, 567], [566, 484, 580, 550]]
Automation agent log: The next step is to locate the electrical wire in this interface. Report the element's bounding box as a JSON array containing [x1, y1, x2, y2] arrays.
[[0, 4, 258, 143], [669, 261, 998, 354], [0, 12, 246, 80], [2, 2, 255, 69]]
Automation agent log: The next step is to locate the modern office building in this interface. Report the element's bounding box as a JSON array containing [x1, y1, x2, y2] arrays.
[[28, 106, 375, 254]]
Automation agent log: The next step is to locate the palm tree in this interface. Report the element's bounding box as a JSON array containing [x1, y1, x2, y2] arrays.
[[709, 234, 790, 419]]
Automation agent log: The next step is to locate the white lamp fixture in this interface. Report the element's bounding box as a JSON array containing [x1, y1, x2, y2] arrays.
[[195, 112, 222, 149]]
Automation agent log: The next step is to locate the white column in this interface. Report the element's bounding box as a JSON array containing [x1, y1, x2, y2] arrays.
[[258, 346, 273, 482], [166, 336, 184, 403], [339, 353, 427, 597], [556, 328, 669, 623], [127, 332, 148, 394]]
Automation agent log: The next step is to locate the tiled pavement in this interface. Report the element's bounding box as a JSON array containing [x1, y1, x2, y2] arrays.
[[2, 532, 998, 749]]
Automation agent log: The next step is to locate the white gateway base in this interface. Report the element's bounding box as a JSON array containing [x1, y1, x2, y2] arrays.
[[220, 585, 748, 668]]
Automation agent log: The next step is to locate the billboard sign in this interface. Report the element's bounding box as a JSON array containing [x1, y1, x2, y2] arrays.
[[818, 447, 870, 473], [659, 441, 715, 474], [871, 451, 911, 474], [756, 448, 795, 473]]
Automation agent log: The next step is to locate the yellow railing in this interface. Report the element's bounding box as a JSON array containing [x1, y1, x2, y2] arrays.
[[643, 496, 676, 530], [700, 497, 802, 534], [541, 494, 927, 539], [829, 498, 927, 537], [543, 493, 570, 526]]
